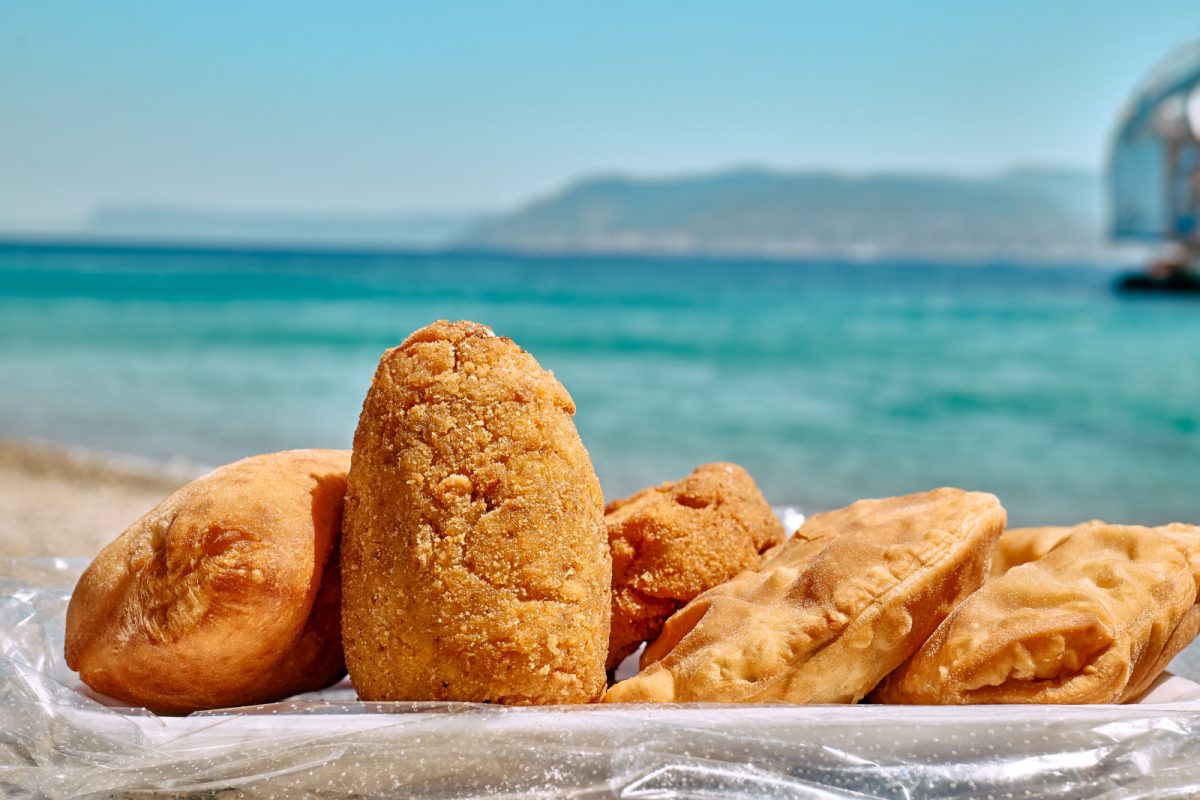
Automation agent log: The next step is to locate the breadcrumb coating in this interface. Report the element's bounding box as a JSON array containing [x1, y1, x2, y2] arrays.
[[605, 462, 784, 671], [341, 320, 610, 704]]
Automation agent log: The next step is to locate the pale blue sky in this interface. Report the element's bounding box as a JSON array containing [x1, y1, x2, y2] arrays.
[[2, 1, 1198, 230]]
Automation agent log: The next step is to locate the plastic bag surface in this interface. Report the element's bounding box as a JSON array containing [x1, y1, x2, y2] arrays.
[[6, 557, 1200, 799]]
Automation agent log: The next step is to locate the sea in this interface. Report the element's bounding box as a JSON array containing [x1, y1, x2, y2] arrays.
[[2, 242, 1198, 528]]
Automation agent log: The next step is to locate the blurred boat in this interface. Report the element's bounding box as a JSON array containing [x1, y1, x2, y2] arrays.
[[1110, 41, 1200, 294]]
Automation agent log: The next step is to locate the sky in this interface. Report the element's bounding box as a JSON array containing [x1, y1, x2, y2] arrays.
[[2, 1, 1199, 231]]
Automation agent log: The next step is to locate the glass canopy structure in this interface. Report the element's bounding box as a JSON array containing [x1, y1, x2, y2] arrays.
[[1111, 41, 1200, 246]]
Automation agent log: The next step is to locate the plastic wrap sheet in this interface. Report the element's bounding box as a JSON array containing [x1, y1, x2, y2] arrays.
[[6, 558, 1200, 799]]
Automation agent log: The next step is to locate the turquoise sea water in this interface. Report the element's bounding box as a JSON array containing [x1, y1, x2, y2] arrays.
[[1, 243, 1198, 527]]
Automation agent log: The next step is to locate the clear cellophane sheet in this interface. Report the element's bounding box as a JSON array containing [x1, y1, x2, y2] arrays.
[[6, 556, 1200, 799]]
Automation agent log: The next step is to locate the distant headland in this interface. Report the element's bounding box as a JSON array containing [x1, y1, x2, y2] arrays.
[[1, 165, 1119, 264]]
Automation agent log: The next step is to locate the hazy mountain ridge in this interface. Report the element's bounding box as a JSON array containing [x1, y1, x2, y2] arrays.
[[458, 167, 1110, 262], [34, 166, 1117, 262], [86, 207, 489, 248]]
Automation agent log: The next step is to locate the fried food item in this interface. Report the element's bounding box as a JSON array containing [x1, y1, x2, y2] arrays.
[[605, 462, 786, 671], [64, 450, 350, 714], [342, 320, 609, 705], [874, 523, 1200, 704], [1160, 522, 1200, 579], [989, 521, 1102, 577], [604, 488, 1005, 704]]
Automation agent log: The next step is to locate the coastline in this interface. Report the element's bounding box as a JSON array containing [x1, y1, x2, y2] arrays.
[[0, 438, 200, 557]]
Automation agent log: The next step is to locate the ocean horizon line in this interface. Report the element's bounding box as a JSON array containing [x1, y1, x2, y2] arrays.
[[0, 233, 1130, 272]]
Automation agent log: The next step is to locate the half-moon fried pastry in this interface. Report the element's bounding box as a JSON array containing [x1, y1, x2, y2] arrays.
[[875, 523, 1200, 704], [604, 487, 1005, 704], [989, 521, 1102, 578]]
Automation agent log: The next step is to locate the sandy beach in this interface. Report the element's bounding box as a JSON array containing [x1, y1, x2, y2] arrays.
[[0, 438, 196, 558]]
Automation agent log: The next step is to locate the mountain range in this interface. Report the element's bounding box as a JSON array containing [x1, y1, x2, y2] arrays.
[[55, 166, 1112, 263], [456, 167, 1109, 262]]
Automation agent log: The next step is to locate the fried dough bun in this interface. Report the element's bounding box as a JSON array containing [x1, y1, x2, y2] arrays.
[[875, 523, 1200, 704], [64, 449, 350, 714], [605, 462, 785, 671], [341, 320, 609, 704], [605, 487, 1004, 703]]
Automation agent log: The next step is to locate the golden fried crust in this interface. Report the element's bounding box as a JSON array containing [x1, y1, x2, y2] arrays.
[[341, 320, 609, 704], [874, 523, 1200, 705], [604, 463, 785, 671], [64, 450, 350, 714], [989, 521, 1103, 578], [605, 488, 1004, 703]]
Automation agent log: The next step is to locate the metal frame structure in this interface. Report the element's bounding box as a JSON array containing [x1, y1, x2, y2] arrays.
[[1111, 40, 1200, 251]]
